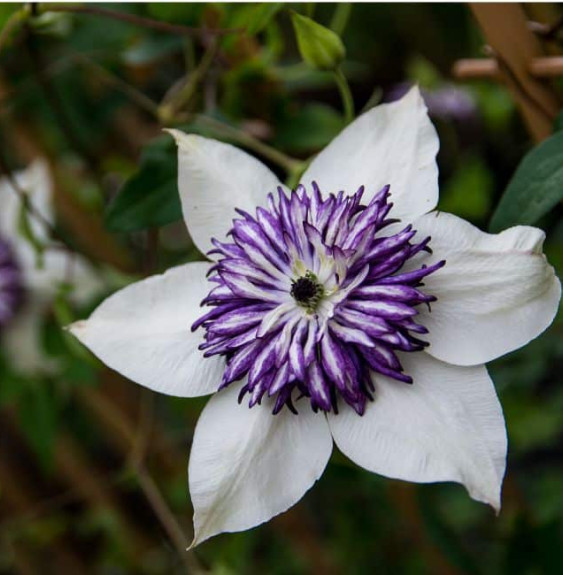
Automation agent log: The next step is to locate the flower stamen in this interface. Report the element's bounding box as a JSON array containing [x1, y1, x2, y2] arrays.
[[291, 270, 324, 313], [194, 183, 445, 415]]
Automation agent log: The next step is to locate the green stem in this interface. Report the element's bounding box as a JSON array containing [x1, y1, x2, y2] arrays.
[[333, 67, 354, 124], [159, 40, 218, 120], [195, 115, 305, 176], [330, 3, 352, 36]]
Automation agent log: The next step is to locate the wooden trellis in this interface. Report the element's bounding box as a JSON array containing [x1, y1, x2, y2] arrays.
[[453, 3, 562, 142]]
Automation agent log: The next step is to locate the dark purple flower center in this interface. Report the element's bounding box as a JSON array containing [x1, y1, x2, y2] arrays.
[[0, 234, 24, 329], [291, 276, 317, 303], [290, 271, 324, 311], [193, 183, 445, 415]]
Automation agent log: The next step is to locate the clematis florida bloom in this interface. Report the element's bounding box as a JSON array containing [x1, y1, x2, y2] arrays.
[[0, 160, 101, 373], [69, 88, 561, 546]]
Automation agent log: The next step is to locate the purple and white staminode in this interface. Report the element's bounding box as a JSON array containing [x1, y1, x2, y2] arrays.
[[69, 87, 561, 547], [195, 184, 444, 415], [0, 235, 23, 328]]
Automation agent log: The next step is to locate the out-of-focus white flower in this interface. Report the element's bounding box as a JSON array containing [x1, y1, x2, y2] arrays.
[[0, 160, 102, 373], [69, 88, 560, 546]]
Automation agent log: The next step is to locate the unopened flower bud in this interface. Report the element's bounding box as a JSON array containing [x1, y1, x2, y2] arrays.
[[291, 12, 345, 72]]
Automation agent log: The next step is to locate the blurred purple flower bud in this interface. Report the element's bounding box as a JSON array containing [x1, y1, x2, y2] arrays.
[[386, 83, 477, 124], [0, 235, 24, 329]]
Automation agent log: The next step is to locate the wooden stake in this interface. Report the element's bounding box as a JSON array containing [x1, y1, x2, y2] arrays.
[[470, 3, 560, 142]]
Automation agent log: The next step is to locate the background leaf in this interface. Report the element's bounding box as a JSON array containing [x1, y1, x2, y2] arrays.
[[245, 3, 284, 36], [490, 131, 563, 232], [104, 135, 181, 232]]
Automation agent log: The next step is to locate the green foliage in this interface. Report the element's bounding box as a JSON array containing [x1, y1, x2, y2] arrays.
[[439, 156, 493, 221], [417, 489, 481, 575], [291, 11, 345, 71], [554, 109, 563, 133], [121, 35, 184, 66], [104, 135, 181, 232], [145, 2, 205, 25], [274, 103, 344, 153], [490, 131, 563, 231], [0, 3, 19, 28], [18, 382, 58, 472], [17, 197, 45, 267], [471, 82, 515, 133], [244, 3, 284, 36], [406, 56, 441, 89], [0, 359, 57, 473], [28, 11, 72, 38], [503, 515, 563, 575]]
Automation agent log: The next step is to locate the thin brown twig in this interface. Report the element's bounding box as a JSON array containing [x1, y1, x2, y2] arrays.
[[128, 375, 205, 573], [37, 3, 242, 39], [0, 467, 124, 532], [70, 52, 161, 117], [135, 467, 206, 574], [128, 391, 154, 469], [159, 37, 219, 120], [55, 54, 304, 177]]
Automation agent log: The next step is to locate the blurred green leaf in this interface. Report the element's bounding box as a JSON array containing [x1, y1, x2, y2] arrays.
[[0, 355, 28, 405], [18, 384, 58, 472], [0, 3, 19, 27], [439, 155, 492, 220], [104, 135, 181, 232], [29, 11, 73, 38], [146, 2, 204, 25], [245, 3, 283, 36], [17, 198, 45, 267], [418, 489, 481, 575], [121, 35, 184, 66], [406, 56, 441, 89], [471, 82, 514, 133], [553, 109, 563, 132], [503, 516, 563, 575], [504, 390, 563, 452], [274, 103, 344, 153], [330, 3, 352, 36], [0, 4, 27, 49], [490, 131, 563, 231]]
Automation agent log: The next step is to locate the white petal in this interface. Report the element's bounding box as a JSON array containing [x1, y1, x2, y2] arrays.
[[413, 211, 561, 366], [188, 385, 332, 546], [167, 130, 282, 258], [18, 247, 104, 304], [2, 299, 57, 375], [2, 248, 103, 376], [0, 159, 53, 240], [328, 353, 506, 511], [301, 87, 439, 222], [68, 262, 224, 397]]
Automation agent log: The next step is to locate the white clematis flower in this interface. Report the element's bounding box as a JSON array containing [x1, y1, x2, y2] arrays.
[[0, 160, 102, 373], [68, 88, 561, 547]]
